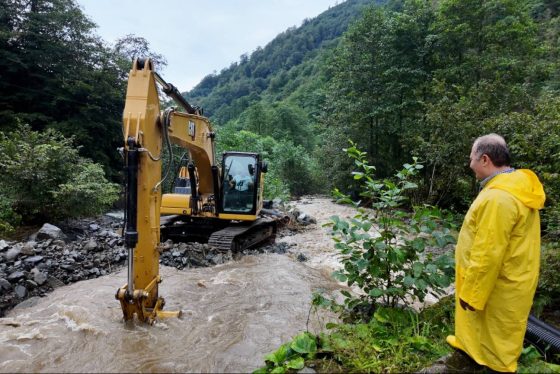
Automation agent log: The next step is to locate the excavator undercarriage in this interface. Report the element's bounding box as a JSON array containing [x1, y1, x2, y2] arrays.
[[161, 215, 278, 251]]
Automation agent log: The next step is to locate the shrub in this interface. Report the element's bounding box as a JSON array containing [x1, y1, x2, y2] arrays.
[[0, 194, 21, 237], [0, 125, 119, 223], [327, 142, 455, 317]]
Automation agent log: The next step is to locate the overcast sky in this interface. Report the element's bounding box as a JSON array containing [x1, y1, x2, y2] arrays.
[[77, 0, 341, 91]]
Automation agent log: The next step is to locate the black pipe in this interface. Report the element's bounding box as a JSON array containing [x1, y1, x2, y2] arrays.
[[188, 162, 198, 215], [124, 137, 138, 249], [525, 314, 560, 359], [211, 165, 221, 215]]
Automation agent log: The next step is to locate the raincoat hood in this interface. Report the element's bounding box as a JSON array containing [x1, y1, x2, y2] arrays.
[[485, 169, 546, 210]]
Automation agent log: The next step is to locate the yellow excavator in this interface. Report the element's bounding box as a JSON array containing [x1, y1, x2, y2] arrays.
[[115, 58, 277, 323]]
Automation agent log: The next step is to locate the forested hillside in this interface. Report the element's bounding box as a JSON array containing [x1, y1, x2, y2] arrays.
[[190, 0, 560, 238], [186, 0, 379, 125]]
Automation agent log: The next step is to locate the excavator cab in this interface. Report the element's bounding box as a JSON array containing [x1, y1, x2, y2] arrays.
[[221, 152, 262, 215]]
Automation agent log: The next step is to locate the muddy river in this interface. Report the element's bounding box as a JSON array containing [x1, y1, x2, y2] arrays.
[[0, 197, 355, 373]]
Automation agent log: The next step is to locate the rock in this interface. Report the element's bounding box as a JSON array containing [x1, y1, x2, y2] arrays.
[[31, 268, 47, 285], [105, 211, 124, 220], [289, 208, 301, 218], [90, 267, 100, 276], [0, 240, 9, 250], [0, 278, 11, 291], [208, 253, 223, 265], [162, 239, 174, 251], [21, 241, 37, 255], [24, 255, 44, 266], [6, 246, 21, 261], [108, 238, 118, 248], [296, 253, 308, 262], [25, 279, 37, 289], [13, 296, 40, 311], [36, 223, 65, 240], [89, 224, 100, 232], [297, 368, 316, 374], [83, 238, 98, 251], [272, 198, 283, 209], [47, 276, 65, 289], [7, 271, 25, 283], [14, 284, 27, 298], [53, 239, 66, 247]]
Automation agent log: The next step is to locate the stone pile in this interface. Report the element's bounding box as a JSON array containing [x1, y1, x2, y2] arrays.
[[0, 216, 127, 316]]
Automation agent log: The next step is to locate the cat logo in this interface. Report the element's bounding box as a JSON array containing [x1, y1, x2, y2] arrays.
[[188, 121, 196, 140]]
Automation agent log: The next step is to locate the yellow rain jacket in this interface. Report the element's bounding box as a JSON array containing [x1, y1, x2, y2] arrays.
[[447, 169, 545, 373]]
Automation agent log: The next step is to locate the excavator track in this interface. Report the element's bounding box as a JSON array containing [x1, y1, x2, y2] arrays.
[[207, 217, 277, 251]]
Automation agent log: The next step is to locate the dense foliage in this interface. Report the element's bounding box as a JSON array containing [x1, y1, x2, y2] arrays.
[[328, 144, 455, 316], [0, 126, 119, 234], [316, 0, 560, 237]]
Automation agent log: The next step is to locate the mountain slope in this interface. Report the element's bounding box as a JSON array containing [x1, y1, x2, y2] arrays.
[[185, 0, 382, 125]]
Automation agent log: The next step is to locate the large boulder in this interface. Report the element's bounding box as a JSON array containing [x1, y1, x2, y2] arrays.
[[36, 223, 65, 241]]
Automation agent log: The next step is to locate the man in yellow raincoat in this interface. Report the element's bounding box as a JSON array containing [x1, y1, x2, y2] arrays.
[[447, 134, 546, 373]]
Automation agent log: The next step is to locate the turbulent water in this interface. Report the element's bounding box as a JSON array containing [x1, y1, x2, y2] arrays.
[[0, 197, 352, 373]]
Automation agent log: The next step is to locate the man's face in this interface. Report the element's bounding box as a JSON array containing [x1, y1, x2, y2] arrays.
[[469, 146, 487, 180]]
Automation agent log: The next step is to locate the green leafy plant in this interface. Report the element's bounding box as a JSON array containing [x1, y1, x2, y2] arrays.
[[327, 142, 455, 316], [254, 332, 318, 374], [518, 345, 560, 373], [322, 306, 452, 372]]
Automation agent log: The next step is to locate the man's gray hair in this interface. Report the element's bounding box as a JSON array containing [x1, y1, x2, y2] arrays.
[[473, 133, 511, 167]]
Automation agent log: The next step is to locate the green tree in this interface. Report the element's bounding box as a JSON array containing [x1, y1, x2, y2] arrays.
[[410, 0, 544, 206], [113, 34, 167, 72], [0, 125, 119, 224], [321, 1, 435, 192], [0, 0, 144, 179]]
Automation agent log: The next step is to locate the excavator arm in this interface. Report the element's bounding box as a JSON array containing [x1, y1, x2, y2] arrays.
[[115, 58, 217, 323]]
